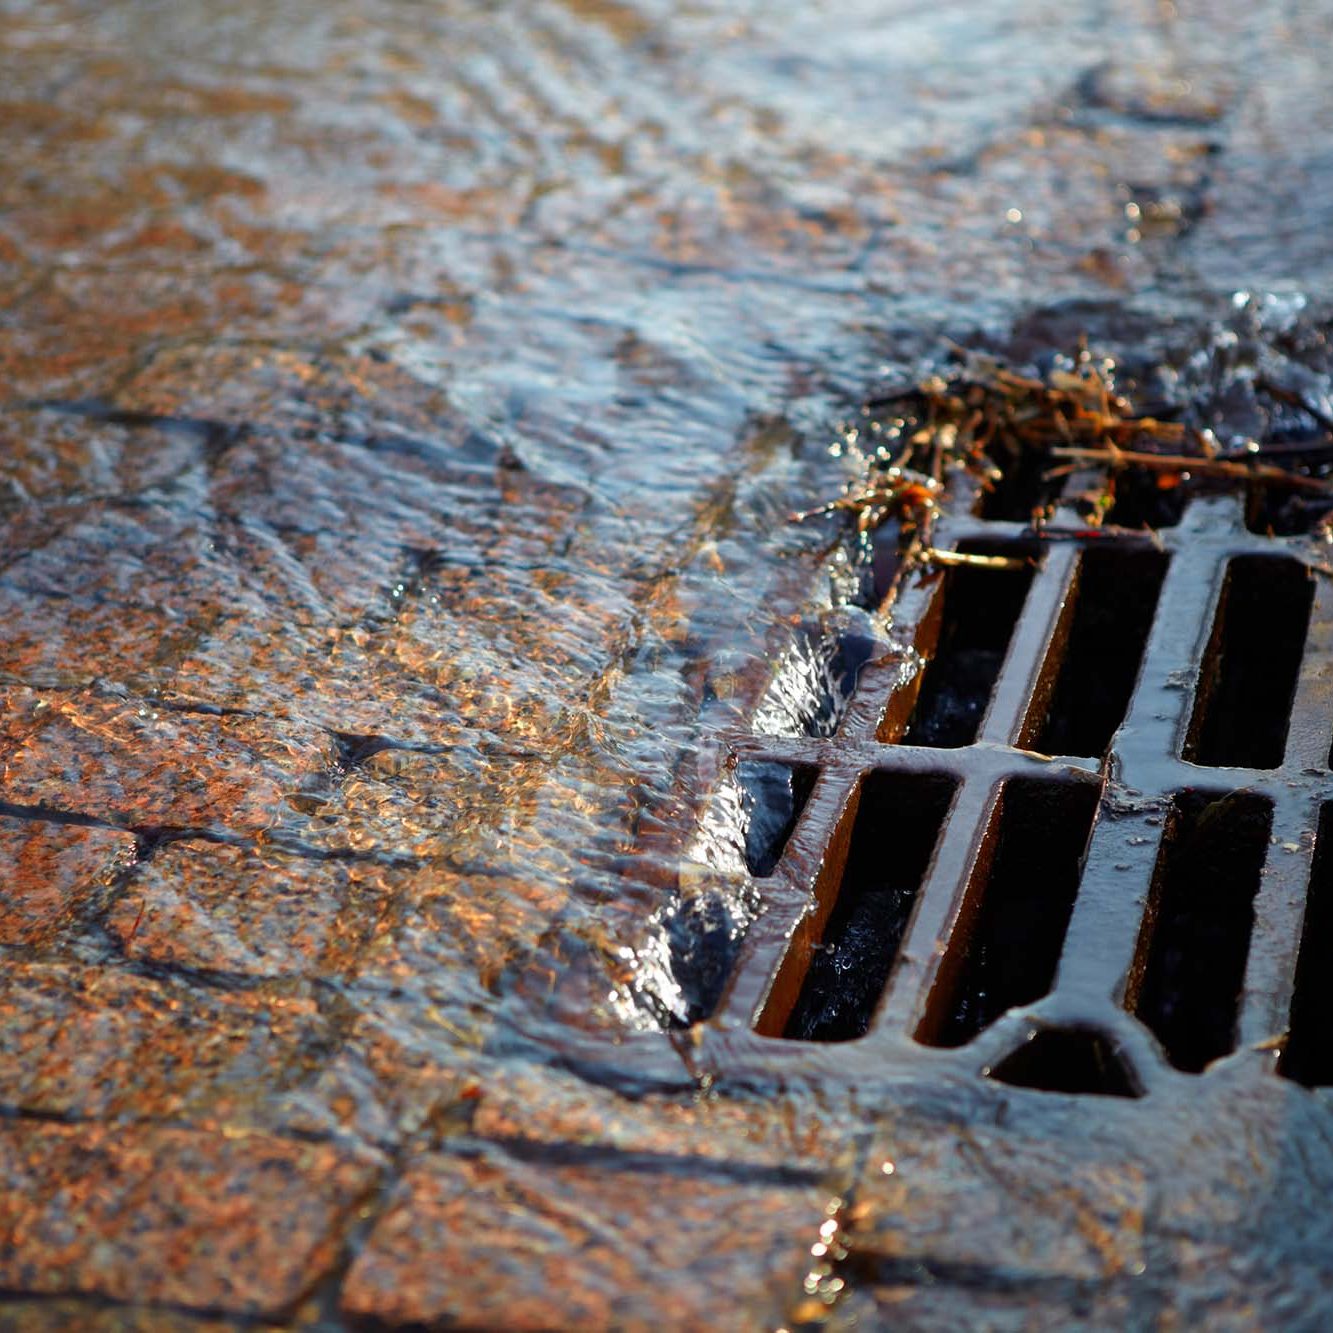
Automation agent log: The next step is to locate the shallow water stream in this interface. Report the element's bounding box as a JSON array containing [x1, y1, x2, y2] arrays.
[[4, 1, 1333, 1326]]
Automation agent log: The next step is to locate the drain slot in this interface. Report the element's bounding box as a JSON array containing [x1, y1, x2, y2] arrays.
[[689, 761, 816, 878], [988, 1026, 1142, 1098], [1281, 804, 1333, 1087], [781, 773, 957, 1042], [979, 443, 1060, 521], [1104, 468, 1189, 531], [1029, 548, 1169, 758], [1127, 791, 1271, 1073], [737, 761, 817, 877], [1185, 557, 1313, 769], [900, 543, 1035, 748], [918, 780, 1098, 1048]]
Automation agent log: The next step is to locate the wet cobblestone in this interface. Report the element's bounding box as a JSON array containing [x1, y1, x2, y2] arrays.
[[4, 0, 1333, 1326]]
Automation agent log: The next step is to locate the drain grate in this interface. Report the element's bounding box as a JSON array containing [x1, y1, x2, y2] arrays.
[[702, 471, 1333, 1098]]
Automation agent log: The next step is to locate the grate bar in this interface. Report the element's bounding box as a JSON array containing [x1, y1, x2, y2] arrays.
[[879, 775, 1000, 1038], [1236, 796, 1321, 1056], [719, 764, 862, 1034], [978, 541, 1080, 748], [1283, 573, 1333, 771]]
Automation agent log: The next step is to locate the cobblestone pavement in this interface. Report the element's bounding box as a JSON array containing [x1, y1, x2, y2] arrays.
[[3, 0, 1333, 1327]]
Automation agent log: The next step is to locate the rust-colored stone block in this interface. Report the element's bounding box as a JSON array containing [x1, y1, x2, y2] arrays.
[[0, 499, 234, 693], [854, 1117, 1148, 1283], [470, 1064, 860, 1175], [0, 408, 200, 507], [0, 585, 186, 695], [0, 1122, 379, 1318], [0, 690, 336, 835], [350, 861, 557, 994], [0, 963, 332, 1126], [103, 840, 398, 979], [341, 1147, 831, 1331], [0, 816, 136, 947], [273, 1009, 479, 1148], [168, 619, 462, 744], [0, 1301, 248, 1332]]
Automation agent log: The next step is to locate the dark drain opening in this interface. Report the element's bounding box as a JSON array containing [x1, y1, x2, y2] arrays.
[[687, 760, 816, 880], [736, 761, 818, 877], [1184, 556, 1313, 770], [1127, 790, 1271, 1073], [987, 1026, 1142, 1098], [897, 542, 1036, 748], [917, 779, 1099, 1049], [753, 619, 880, 740], [1247, 482, 1333, 538], [978, 439, 1062, 522], [1104, 467, 1189, 531], [778, 773, 957, 1042], [1281, 804, 1333, 1087], [1245, 425, 1333, 534], [1027, 547, 1169, 758]]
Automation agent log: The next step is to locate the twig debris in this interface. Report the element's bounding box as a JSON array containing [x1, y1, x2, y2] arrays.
[[794, 341, 1333, 603]]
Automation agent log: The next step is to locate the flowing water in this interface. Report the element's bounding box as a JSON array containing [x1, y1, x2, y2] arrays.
[[4, 1, 1333, 1325]]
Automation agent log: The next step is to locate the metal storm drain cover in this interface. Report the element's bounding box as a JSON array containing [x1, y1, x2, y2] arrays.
[[541, 298, 1333, 1329], [723, 483, 1332, 1099], [606, 296, 1333, 1108]]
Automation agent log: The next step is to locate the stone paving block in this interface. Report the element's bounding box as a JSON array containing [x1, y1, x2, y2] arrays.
[[0, 1300, 249, 1332], [348, 861, 562, 1005], [205, 435, 486, 619], [166, 615, 462, 743], [0, 499, 228, 614], [0, 1121, 379, 1318], [0, 406, 202, 506], [0, 501, 236, 692], [0, 687, 58, 761], [853, 1117, 1149, 1283], [102, 840, 399, 979], [470, 1064, 861, 1175], [0, 815, 136, 947], [272, 1007, 479, 1149], [817, 1120, 1151, 1330], [0, 963, 333, 1126], [835, 1086, 1333, 1329], [0, 585, 195, 695], [266, 749, 517, 862], [341, 1146, 832, 1331], [0, 690, 338, 836], [828, 1280, 1137, 1333]]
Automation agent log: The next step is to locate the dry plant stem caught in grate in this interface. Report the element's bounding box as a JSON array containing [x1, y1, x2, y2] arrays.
[[795, 344, 1333, 609], [1049, 445, 1333, 495]]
